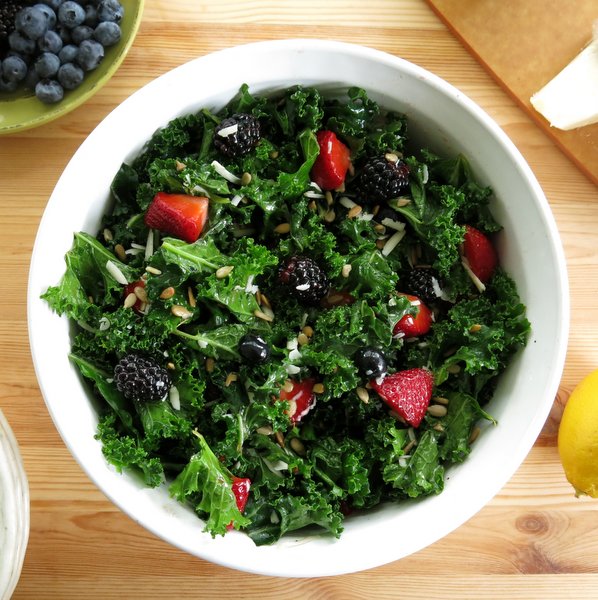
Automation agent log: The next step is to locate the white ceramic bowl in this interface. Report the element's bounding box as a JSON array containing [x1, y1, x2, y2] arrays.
[[27, 39, 568, 577], [0, 410, 29, 597]]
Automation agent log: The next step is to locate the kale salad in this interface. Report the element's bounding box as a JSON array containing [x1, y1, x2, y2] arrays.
[[43, 85, 530, 545]]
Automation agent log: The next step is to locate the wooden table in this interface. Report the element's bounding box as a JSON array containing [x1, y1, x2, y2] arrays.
[[3, 1, 598, 598]]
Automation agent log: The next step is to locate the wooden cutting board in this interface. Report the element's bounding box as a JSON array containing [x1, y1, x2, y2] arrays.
[[425, 0, 598, 186]]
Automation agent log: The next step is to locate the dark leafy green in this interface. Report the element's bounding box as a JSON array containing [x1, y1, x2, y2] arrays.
[[43, 85, 530, 545]]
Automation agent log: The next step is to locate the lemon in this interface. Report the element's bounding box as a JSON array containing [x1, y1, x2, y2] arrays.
[[558, 369, 598, 497]]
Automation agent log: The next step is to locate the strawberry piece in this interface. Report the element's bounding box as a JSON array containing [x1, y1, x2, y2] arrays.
[[371, 368, 434, 428], [144, 192, 209, 243], [463, 225, 498, 283], [123, 279, 146, 314], [232, 476, 251, 513], [393, 294, 433, 338], [227, 476, 251, 530], [310, 130, 351, 191], [280, 378, 316, 424]]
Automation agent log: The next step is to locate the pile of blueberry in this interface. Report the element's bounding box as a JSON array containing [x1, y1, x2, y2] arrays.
[[0, 0, 125, 104]]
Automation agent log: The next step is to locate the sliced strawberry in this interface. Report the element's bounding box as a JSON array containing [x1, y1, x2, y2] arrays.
[[232, 476, 251, 513], [310, 130, 351, 191], [393, 294, 432, 338], [144, 192, 209, 243], [463, 225, 498, 283], [280, 378, 316, 424], [227, 476, 251, 530], [371, 368, 434, 428], [123, 279, 146, 314]]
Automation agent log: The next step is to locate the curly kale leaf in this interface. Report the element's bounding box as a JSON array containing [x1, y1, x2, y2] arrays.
[[170, 432, 251, 535]]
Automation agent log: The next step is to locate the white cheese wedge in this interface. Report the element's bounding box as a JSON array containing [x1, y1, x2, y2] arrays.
[[530, 21, 598, 130]]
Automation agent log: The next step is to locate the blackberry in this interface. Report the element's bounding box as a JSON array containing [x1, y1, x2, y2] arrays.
[[214, 113, 261, 157], [403, 267, 442, 304], [278, 255, 330, 305], [0, 1, 25, 53], [356, 155, 410, 203], [114, 353, 171, 403]]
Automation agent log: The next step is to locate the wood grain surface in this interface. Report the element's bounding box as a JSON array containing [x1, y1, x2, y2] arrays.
[[2, 1, 598, 598], [425, 0, 598, 186]]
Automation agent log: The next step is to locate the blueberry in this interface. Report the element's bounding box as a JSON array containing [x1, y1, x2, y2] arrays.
[[58, 43, 78, 63], [33, 4, 57, 29], [35, 78, 64, 103], [16, 7, 49, 41], [94, 21, 120, 46], [76, 39, 104, 71], [71, 24, 93, 44], [56, 24, 72, 44], [58, 1, 85, 29], [84, 5, 98, 26], [38, 29, 63, 54], [97, 0, 124, 23], [35, 52, 61, 78], [8, 31, 37, 55], [38, 0, 64, 11], [0, 76, 19, 93], [238, 334, 271, 364], [2, 55, 28, 83], [57, 61, 83, 89], [23, 68, 40, 90], [354, 347, 387, 379]]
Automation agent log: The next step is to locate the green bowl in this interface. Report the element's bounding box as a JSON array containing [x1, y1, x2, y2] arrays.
[[0, 0, 144, 135]]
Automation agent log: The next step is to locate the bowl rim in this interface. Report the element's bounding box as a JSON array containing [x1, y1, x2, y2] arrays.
[[0, 409, 30, 597], [27, 38, 570, 577]]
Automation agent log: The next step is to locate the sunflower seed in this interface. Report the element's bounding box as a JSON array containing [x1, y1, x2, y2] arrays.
[[187, 286, 196, 307], [171, 305, 193, 319], [134, 286, 148, 302], [114, 244, 127, 262], [254, 309, 274, 322], [216, 265, 234, 279], [469, 426, 481, 444], [356, 387, 369, 403], [123, 293, 137, 309], [274, 222, 291, 234], [427, 404, 448, 418], [160, 287, 175, 299], [313, 383, 325, 394], [297, 332, 309, 346], [433, 396, 450, 405], [341, 263, 352, 278], [290, 438, 306, 455], [301, 327, 313, 340], [348, 204, 363, 219], [225, 372, 238, 387], [257, 425, 273, 436]]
